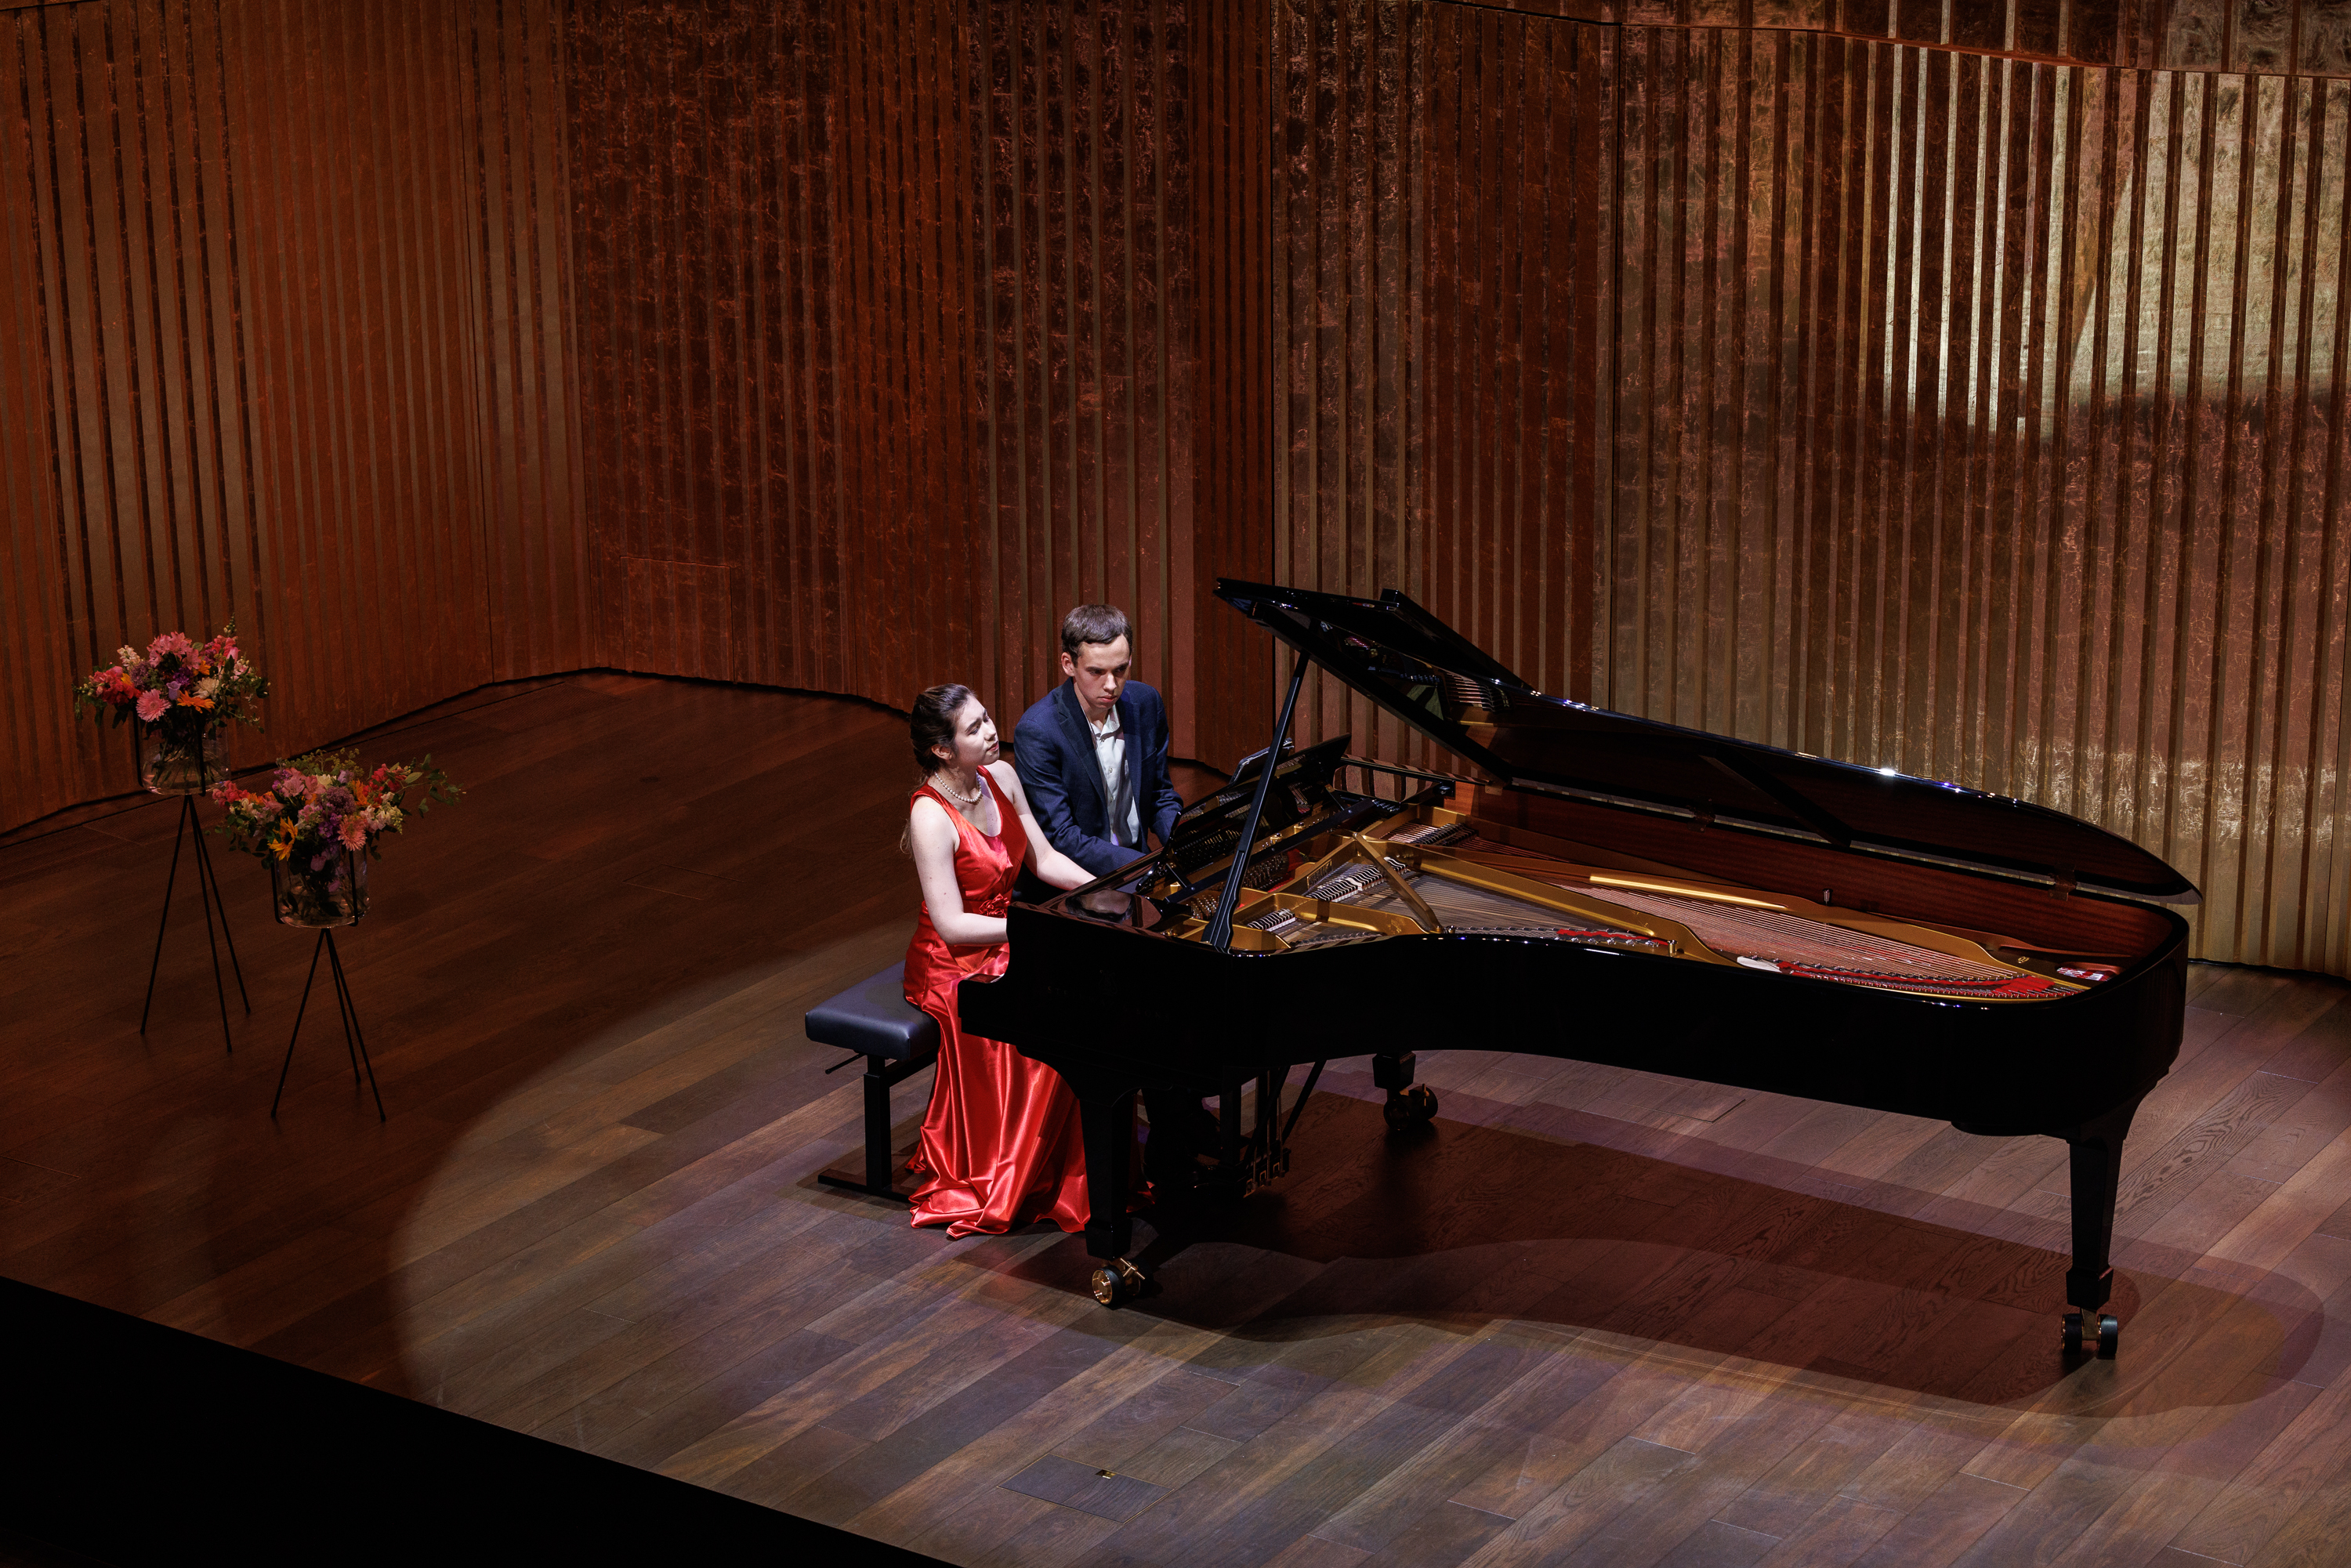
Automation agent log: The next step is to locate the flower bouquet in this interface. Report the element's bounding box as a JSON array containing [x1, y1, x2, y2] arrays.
[[209, 750, 461, 926], [74, 626, 270, 794]]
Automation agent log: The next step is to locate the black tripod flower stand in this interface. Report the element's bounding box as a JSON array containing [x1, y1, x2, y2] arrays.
[[139, 778, 250, 1053], [270, 924, 385, 1121], [266, 853, 383, 1121]]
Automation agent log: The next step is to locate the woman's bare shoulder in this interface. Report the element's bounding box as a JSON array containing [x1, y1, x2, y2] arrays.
[[985, 759, 1026, 800], [907, 790, 957, 838]]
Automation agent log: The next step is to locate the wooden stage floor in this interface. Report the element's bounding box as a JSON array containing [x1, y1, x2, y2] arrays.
[[5, 675, 2351, 1567]]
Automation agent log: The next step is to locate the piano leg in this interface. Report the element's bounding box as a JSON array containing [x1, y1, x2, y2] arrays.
[[1375, 1052, 1439, 1132], [2062, 1099, 2140, 1359], [1064, 1068, 1146, 1302]]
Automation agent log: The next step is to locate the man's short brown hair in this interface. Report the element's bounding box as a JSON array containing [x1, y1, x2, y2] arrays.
[[1060, 603, 1132, 658]]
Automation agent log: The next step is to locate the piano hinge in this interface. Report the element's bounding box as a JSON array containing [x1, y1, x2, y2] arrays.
[[2049, 866, 2078, 899]]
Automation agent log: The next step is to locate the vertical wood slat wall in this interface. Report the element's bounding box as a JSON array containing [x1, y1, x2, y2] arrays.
[[563, 0, 1208, 743], [5, 0, 1233, 831], [1447, 0, 2351, 79], [466, 0, 589, 683], [967, 0, 1190, 743], [1187, 0, 1276, 771], [567, 0, 859, 692], [1270, 0, 2351, 972], [1270, 0, 1419, 761], [0, 0, 575, 827], [10, 0, 2351, 976]]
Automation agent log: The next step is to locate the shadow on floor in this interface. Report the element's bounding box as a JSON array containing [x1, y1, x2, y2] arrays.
[[969, 1094, 2313, 1414]]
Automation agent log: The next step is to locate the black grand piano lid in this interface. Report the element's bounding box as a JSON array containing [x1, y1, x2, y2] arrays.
[[1216, 579, 2200, 905]]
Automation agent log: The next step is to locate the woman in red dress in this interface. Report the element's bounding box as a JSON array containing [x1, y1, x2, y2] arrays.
[[902, 685, 1096, 1236]]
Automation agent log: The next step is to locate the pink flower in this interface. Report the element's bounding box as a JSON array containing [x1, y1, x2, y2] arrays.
[[135, 690, 168, 722], [147, 631, 194, 660], [339, 817, 368, 851]]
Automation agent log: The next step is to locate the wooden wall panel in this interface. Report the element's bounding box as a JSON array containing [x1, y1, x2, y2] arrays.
[[1, 0, 577, 833], [1602, 39, 2351, 972], [967, 0, 1192, 737], [853, 0, 982, 708], [17, 0, 2338, 982], [2, 0, 263, 820], [10, 0, 1238, 833], [566, 0, 858, 690], [1271, 0, 2351, 972], [1270, 0, 1425, 766], [1390, 0, 2351, 79], [1422, 6, 1614, 714], [1188, 0, 1277, 769], [214, 0, 494, 752], [463, 0, 589, 681], [566, 0, 1215, 754]]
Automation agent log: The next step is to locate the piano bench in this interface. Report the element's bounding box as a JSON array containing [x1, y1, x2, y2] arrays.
[[807, 962, 939, 1204]]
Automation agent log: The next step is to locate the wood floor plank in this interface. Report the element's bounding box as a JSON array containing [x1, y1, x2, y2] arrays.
[[2025, 1371, 2320, 1568], [1525, 1385, 1839, 1568], [2165, 1372, 2351, 1564], [1452, 1436, 1703, 1568], [2244, 1454, 2351, 1567], [1747, 1494, 1903, 1567], [1842, 1470, 2024, 1568]]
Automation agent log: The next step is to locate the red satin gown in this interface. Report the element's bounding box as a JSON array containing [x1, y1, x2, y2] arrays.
[[903, 772, 1089, 1237]]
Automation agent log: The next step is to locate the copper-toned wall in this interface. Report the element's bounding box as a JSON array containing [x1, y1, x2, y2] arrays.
[[1271, 0, 2351, 972], [1422, 6, 1614, 712], [1455, 0, 2351, 78], [1188, 0, 1277, 769], [967, 0, 1194, 732], [566, 0, 1215, 747], [1, 0, 578, 830], [569, 0, 866, 691], [14, 0, 2349, 977], [1270, 0, 1421, 761]]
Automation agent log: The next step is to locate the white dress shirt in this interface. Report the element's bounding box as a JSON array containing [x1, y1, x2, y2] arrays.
[[1087, 704, 1140, 847]]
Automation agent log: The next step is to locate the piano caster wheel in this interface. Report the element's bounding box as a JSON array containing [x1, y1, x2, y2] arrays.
[[1089, 1258, 1147, 1307], [2063, 1312, 2120, 1358], [1383, 1085, 1438, 1132]]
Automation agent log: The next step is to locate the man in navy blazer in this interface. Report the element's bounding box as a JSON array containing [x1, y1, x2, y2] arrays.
[[1012, 604, 1183, 878]]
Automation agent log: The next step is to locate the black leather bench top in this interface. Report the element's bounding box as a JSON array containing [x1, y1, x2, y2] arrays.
[[804, 962, 940, 1062]]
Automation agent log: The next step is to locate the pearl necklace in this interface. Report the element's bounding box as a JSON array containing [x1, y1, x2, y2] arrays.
[[935, 770, 987, 807]]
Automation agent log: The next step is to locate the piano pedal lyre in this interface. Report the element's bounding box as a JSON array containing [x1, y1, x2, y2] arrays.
[[1090, 1258, 1147, 1307]]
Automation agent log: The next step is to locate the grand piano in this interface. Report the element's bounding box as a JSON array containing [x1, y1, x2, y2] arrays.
[[959, 581, 2196, 1356]]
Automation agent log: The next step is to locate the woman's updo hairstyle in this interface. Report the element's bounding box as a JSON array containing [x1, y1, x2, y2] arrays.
[[909, 683, 976, 778]]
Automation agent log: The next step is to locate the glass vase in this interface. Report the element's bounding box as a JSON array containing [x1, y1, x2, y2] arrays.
[[139, 723, 226, 795], [270, 851, 369, 928]]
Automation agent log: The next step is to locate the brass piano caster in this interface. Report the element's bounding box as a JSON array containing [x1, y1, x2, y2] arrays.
[[2062, 1311, 2120, 1358], [1383, 1085, 1439, 1132], [1089, 1258, 1147, 1307]]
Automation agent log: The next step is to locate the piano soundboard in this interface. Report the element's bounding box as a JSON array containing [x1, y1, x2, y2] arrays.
[[1138, 784, 2117, 1004]]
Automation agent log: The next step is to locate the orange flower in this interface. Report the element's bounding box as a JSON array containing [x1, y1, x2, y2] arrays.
[[176, 693, 216, 711]]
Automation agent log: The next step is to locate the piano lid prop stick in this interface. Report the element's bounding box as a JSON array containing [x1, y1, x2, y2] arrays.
[[1206, 653, 1312, 952]]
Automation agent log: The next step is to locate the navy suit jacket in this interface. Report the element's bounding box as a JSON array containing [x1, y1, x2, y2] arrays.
[[1012, 679, 1183, 877]]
